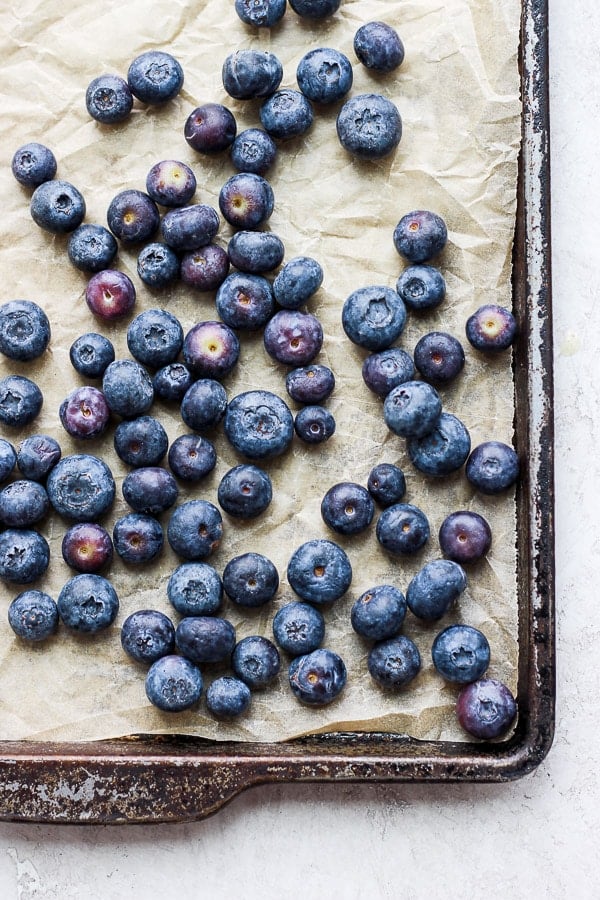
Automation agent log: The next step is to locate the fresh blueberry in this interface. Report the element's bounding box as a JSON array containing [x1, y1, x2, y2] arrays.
[[146, 159, 196, 207], [289, 0, 341, 18], [367, 636, 421, 688], [30, 179, 85, 233], [263, 309, 323, 366], [107, 190, 159, 245], [206, 676, 251, 719], [85, 74, 133, 123], [180, 379, 228, 432], [175, 616, 236, 664], [438, 510, 492, 564], [273, 256, 323, 309], [121, 609, 176, 665], [376, 502, 430, 555], [407, 411, 471, 477], [46, 453, 115, 522], [351, 584, 407, 641], [122, 467, 179, 515], [61, 522, 113, 573], [456, 678, 517, 739], [7, 590, 58, 642], [217, 464, 272, 519], [367, 463, 406, 507], [337, 94, 402, 160], [230, 128, 277, 176], [396, 265, 446, 312], [180, 245, 230, 292], [59, 385, 110, 440], [414, 331, 465, 385], [57, 573, 119, 633], [219, 172, 274, 230], [137, 243, 180, 289], [167, 562, 223, 617], [127, 50, 184, 104], [0, 300, 50, 362], [288, 648, 347, 706], [183, 321, 240, 380], [259, 89, 314, 140], [0, 439, 16, 483], [272, 601, 325, 656], [393, 210, 448, 263], [294, 405, 336, 444], [286, 364, 335, 404], [432, 624, 490, 684], [224, 389, 294, 460], [67, 224, 118, 274], [167, 500, 223, 560], [0, 529, 49, 584], [383, 380, 442, 438], [0, 479, 49, 528], [321, 482, 374, 535], [465, 440, 520, 494], [16, 434, 60, 481], [354, 21, 405, 72], [127, 308, 183, 370], [184, 103, 237, 154], [227, 230, 285, 274], [11, 143, 57, 188], [0, 375, 43, 428], [215, 272, 275, 330], [232, 635, 281, 689], [161, 204, 220, 252], [287, 539, 352, 604], [222, 552, 279, 608], [113, 513, 164, 564], [296, 47, 353, 105], [102, 359, 154, 419], [465, 304, 517, 353], [234, 0, 286, 27], [406, 558, 467, 621], [113, 415, 168, 467], [222, 50, 283, 100], [145, 655, 203, 712], [152, 363, 194, 402], [167, 434, 217, 482], [362, 347, 414, 397], [342, 285, 407, 351], [85, 269, 136, 321]]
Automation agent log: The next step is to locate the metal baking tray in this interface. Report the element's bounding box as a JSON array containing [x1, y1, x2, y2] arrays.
[[0, 0, 553, 824]]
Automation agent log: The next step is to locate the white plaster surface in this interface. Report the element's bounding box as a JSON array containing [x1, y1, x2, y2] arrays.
[[0, 0, 597, 896]]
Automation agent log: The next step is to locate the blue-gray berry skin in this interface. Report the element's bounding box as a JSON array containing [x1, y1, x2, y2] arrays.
[[368, 636, 421, 689], [0, 375, 43, 428], [127, 309, 183, 370], [232, 636, 281, 689], [85, 74, 133, 123], [362, 348, 414, 398], [146, 160, 196, 208], [294, 405, 336, 444], [59, 385, 110, 440], [456, 678, 517, 739], [227, 230, 285, 274], [206, 676, 251, 719], [337, 94, 402, 160], [407, 412, 471, 477], [16, 434, 60, 481], [222, 553, 279, 608], [114, 416, 168, 468], [113, 513, 164, 564], [67, 224, 118, 273], [0, 439, 16, 483], [289, 0, 340, 18], [351, 584, 407, 641], [219, 172, 274, 230], [296, 48, 353, 105], [288, 648, 347, 706], [8, 590, 58, 642], [321, 482, 374, 535], [122, 467, 179, 516], [0, 479, 49, 528], [354, 21, 405, 72], [145, 655, 203, 712], [231, 129, 277, 176], [175, 616, 236, 665], [167, 562, 223, 617], [0, 300, 50, 362], [273, 256, 323, 309], [181, 245, 230, 292], [120, 609, 176, 664], [57, 574, 119, 633], [235, 0, 286, 27], [167, 434, 217, 483], [383, 381, 442, 439], [46, 454, 115, 522], [367, 463, 406, 508], [465, 440, 520, 494], [342, 285, 407, 351], [396, 265, 446, 312], [224, 390, 294, 460], [30, 180, 85, 233], [406, 558, 467, 621], [137, 242, 180, 288], [222, 50, 283, 100], [0, 529, 50, 584], [216, 273, 275, 331], [127, 51, 183, 104], [107, 190, 160, 246], [393, 210, 448, 264], [432, 624, 490, 684], [286, 364, 335, 404], [69, 333, 115, 379], [260, 90, 314, 140], [263, 309, 323, 366], [152, 363, 193, 402], [465, 304, 517, 353], [184, 103, 237, 154], [438, 510, 492, 564], [287, 539, 352, 605], [414, 331, 465, 385], [180, 379, 228, 433], [161, 204, 220, 252], [167, 500, 223, 560], [11, 143, 57, 188], [102, 359, 154, 419], [272, 601, 325, 656], [217, 464, 272, 519], [376, 503, 430, 556]]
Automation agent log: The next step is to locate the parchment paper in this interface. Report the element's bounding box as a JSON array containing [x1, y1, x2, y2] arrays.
[[0, 0, 522, 742]]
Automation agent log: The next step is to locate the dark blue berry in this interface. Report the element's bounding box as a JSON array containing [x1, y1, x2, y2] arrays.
[[136, 243, 180, 288], [222, 552, 279, 608], [217, 464, 272, 519], [272, 601, 325, 656], [368, 636, 421, 688], [289, 0, 341, 18], [438, 510, 492, 564], [113, 513, 164, 564], [122, 467, 179, 516], [294, 406, 336, 444], [296, 48, 353, 105], [432, 624, 490, 684], [321, 481, 374, 535], [222, 50, 283, 100], [286, 364, 335, 404], [393, 210, 448, 263], [161, 204, 220, 252], [227, 230, 285, 274], [121, 609, 176, 664], [46, 453, 115, 522], [383, 380, 442, 438], [273, 256, 323, 309], [167, 562, 223, 617], [396, 265, 446, 312], [456, 678, 517, 739], [114, 416, 168, 468], [406, 559, 467, 621], [351, 584, 407, 641], [59, 385, 110, 440], [465, 304, 517, 353], [354, 21, 405, 72], [224, 390, 294, 460], [184, 103, 237, 154], [107, 190, 159, 245], [414, 331, 465, 384], [206, 676, 251, 719], [175, 616, 236, 664], [232, 635, 281, 688], [231, 129, 277, 176], [102, 359, 154, 419], [30, 179, 85, 233], [0, 529, 49, 584], [61, 522, 113, 573], [0, 300, 50, 362], [167, 500, 223, 560], [167, 434, 217, 482], [182, 321, 240, 380], [0, 479, 49, 527], [287, 539, 352, 604], [260, 89, 314, 140], [69, 332, 115, 379], [146, 160, 196, 207], [11, 143, 57, 188], [0, 439, 16, 483], [367, 463, 406, 507], [67, 224, 118, 273], [15, 435, 60, 482], [127, 51, 183, 104], [57, 574, 119, 633], [376, 502, 430, 555], [288, 648, 347, 706], [234, 0, 286, 27], [337, 94, 402, 160], [145, 655, 203, 712], [465, 440, 520, 494], [215, 272, 275, 330], [0, 375, 43, 428], [85, 74, 133, 123], [407, 412, 471, 477], [263, 309, 323, 366], [180, 379, 228, 432], [361, 347, 414, 397], [8, 590, 58, 642], [342, 285, 407, 350], [153, 363, 194, 402]]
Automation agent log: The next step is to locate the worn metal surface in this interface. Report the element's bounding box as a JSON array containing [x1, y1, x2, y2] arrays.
[[0, 0, 553, 824]]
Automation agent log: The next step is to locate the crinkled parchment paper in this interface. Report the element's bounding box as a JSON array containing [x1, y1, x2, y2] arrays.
[[0, 0, 521, 742]]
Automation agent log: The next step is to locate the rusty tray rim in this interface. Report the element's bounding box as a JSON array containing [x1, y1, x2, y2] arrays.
[[0, 0, 553, 824]]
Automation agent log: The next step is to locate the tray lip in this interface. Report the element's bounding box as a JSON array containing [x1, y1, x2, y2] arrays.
[[0, 0, 554, 823]]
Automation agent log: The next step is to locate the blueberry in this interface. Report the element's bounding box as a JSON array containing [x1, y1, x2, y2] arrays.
[[184, 103, 237, 154], [180, 379, 228, 432], [0, 529, 49, 584], [286, 364, 335, 404], [127, 50, 184, 104], [222, 552, 279, 608], [406, 558, 467, 621], [167, 500, 223, 560], [263, 309, 323, 366], [224, 389, 294, 460], [227, 230, 285, 274], [414, 331, 465, 385], [113, 513, 164, 564], [230, 128, 277, 176], [30, 179, 85, 233], [127, 308, 183, 370], [367, 636, 421, 688], [222, 50, 283, 100], [219, 172, 274, 230], [61, 522, 113, 573], [85, 74, 133, 123], [107, 190, 159, 245], [272, 601, 325, 656], [59, 385, 110, 440], [337, 94, 402, 160], [233, 635, 280, 688], [0, 300, 50, 362], [260, 90, 314, 140], [46, 453, 115, 522], [175, 616, 236, 664], [351, 584, 407, 641], [183, 321, 240, 380], [288, 648, 347, 706], [273, 257, 324, 310], [16, 434, 60, 481], [0, 375, 43, 428], [145, 655, 203, 712], [465, 304, 517, 353], [102, 359, 154, 419], [376, 502, 430, 555], [0, 480, 49, 528], [67, 224, 118, 274], [296, 48, 353, 105], [217, 464, 272, 519], [121, 609, 176, 664], [167, 434, 217, 482], [234, 0, 286, 27], [396, 265, 446, 312], [153, 363, 194, 402], [85, 269, 136, 321], [321, 482, 374, 535], [362, 347, 414, 397], [432, 624, 490, 684], [438, 510, 492, 564], [294, 405, 336, 444], [206, 676, 251, 719], [465, 440, 520, 494], [342, 286, 407, 351], [8, 590, 58, 642], [407, 412, 471, 477], [289, 0, 341, 18], [393, 211, 448, 264], [215, 272, 275, 330], [161, 204, 220, 252], [456, 678, 517, 739], [383, 380, 442, 438], [146, 159, 196, 207], [57, 573, 119, 633], [11, 143, 57, 188], [367, 463, 406, 507], [0, 438, 17, 483], [137, 242, 180, 288], [122, 467, 179, 515], [354, 21, 405, 72], [113, 415, 169, 467], [167, 562, 223, 617], [180, 245, 230, 292], [287, 539, 352, 604]]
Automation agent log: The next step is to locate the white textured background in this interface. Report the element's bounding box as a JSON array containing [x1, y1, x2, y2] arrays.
[[0, 0, 597, 896]]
